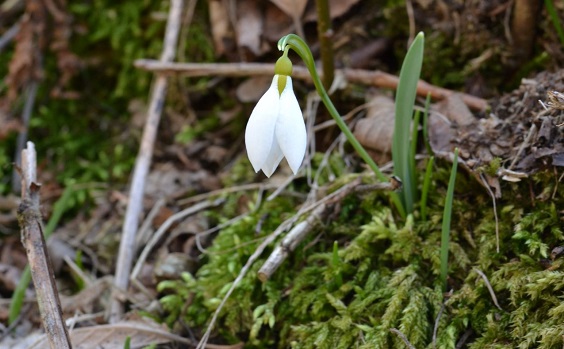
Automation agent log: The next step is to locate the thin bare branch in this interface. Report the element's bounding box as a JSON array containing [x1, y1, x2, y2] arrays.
[[17, 142, 72, 349], [12, 81, 38, 194], [134, 59, 488, 111], [110, 0, 184, 323], [390, 328, 416, 349], [131, 198, 224, 289], [257, 204, 328, 282], [0, 20, 20, 52], [473, 268, 503, 311]]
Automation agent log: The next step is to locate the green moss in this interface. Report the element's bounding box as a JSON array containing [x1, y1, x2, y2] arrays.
[[158, 116, 564, 349]]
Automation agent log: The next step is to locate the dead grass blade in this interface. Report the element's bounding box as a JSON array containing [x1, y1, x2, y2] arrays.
[[26, 321, 194, 349]]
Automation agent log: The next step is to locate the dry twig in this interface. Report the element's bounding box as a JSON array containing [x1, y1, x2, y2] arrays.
[[130, 198, 224, 296], [480, 173, 500, 253], [110, 0, 184, 323], [473, 267, 503, 311], [134, 59, 489, 111], [432, 289, 453, 349], [17, 141, 72, 349], [12, 82, 38, 194], [258, 176, 401, 281], [257, 204, 328, 281], [390, 328, 416, 349], [0, 21, 20, 52]]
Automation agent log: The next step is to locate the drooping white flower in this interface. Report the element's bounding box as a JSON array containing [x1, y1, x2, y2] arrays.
[[245, 56, 307, 177]]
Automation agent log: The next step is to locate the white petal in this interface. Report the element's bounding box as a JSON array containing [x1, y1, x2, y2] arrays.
[[261, 138, 284, 177], [275, 77, 307, 174], [245, 76, 280, 172]]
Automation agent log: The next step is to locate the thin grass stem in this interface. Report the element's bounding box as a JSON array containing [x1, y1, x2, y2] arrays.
[[439, 148, 458, 290], [422, 93, 433, 156], [545, 0, 564, 47], [420, 156, 434, 222], [410, 109, 421, 202]]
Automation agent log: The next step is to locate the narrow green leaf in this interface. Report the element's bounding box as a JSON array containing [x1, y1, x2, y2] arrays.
[[123, 336, 131, 349], [420, 156, 434, 222], [422, 93, 433, 156], [332, 241, 343, 288], [392, 32, 425, 214], [410, 109, 421, 199], [545, 0, 564, 47], [440, 149, 459, 291]]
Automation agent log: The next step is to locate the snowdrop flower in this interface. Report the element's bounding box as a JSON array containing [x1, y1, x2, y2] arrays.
[[245, 54, 307, 177]]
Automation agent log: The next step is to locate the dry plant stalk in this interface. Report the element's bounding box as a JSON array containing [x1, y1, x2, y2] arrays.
[[257, 204, 328, 282], [17, 141, 72, 349], [511, 0, 541, 62], [315, 0, 334, 89], [134, 59, 489, 111], [109, 0, 185, 323]]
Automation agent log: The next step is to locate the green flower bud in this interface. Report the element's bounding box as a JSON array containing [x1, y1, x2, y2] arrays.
[[274, 55, 293, 76], [275, 55, 293, 95]]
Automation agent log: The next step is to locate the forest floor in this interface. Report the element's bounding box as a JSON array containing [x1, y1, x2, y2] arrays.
[[1, 1, 564, 348]]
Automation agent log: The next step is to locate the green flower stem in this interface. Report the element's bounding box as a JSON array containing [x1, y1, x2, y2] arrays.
[[278, 34, 406, 218]]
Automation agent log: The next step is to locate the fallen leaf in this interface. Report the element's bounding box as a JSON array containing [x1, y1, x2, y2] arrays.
[[433, 93, 476, 126], [208, 0, 232, 56], [146, 164, 206, 197], [25, 321, 194, 349], [428, 111, 455, 154], [0, 263, 22, 292], [353, 95, 395, 153], [303, 0, 361, 21], [154, 252, 196, 280], [269, 0, 308, 19], [236, 76, 272, 102], [60, 276, 112, 315], [263, 4, 294, 41], [237, 0, 265, 56]]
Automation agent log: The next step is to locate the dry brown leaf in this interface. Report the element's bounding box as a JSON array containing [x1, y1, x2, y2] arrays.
[[428, 111, 455, 154], [433, 93, 476, 126], [26, 321, 193, 349], [1, 332, 43, 349], [236, 76, 272, 102], [237, 0, 265, 56], [0, 262, 22, 292], [60, 276, 112, 315], [269, 0, 308, 19], [46, 237, 77, 273], [154, 252, 195, 280], [0, 110, 23, 140], [353, 95, 395, 153], [263, 4, 294, 41], [6, 1, 46, 102], [0, 194, 19, 224], [303, 0, 361, 21], [146, 163, 205, 197], [208, 0, 232, 56]]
